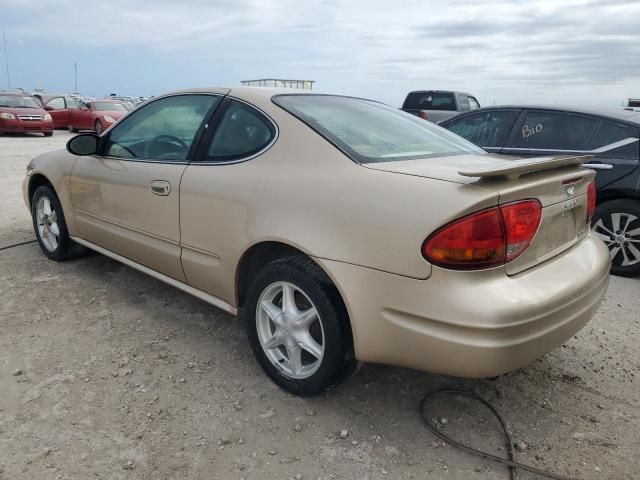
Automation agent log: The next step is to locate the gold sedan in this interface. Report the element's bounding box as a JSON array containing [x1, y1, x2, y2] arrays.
[[23, 87, 611, 396]]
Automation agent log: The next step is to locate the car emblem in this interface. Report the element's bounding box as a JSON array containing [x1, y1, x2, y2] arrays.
[[565, 185, 575, 197]]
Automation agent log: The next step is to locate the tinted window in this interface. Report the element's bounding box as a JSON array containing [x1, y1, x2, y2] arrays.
[[0, 95, 40, 108], [46, 97, 65, 109], [94, 102, 128, 112], [513, 111, 598, 150], [104, 94, 219, 161], [468, 97, 480, 110], [446, 110, 518, 148], [458, 95, 470, 111], [589, 120, 640, 159], [402, 91, 456, 111], [206, 100, 275, 162], [274, 95, 484, 164]]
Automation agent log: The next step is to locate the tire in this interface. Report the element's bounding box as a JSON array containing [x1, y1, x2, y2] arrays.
[[31, 185, 86, 261], [241, 256, 356, 396], [68, 125, 77, 133], [44, 131, 53, 137], [95, 120, 103, 135], [592, 199, 640, 277]]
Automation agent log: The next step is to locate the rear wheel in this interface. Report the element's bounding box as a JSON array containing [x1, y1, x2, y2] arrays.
[[68, 125, 77, 133], [31, 185, 86, 261], [241, 257, 356, 396], [44, 131, 53, 137], [592, 199, 640, 277], [95, 120, 103, 135]]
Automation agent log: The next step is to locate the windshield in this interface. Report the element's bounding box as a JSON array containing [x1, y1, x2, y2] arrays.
[[0, 95, 41, 108], [94, 102, 128, 112], [273, 95, 484, 163], [402, 91, 456, 111]]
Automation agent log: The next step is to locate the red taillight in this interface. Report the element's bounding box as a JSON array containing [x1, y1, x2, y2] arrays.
[[418, 111, 429, 121], [587, 181, 596, 224], [422, 199, 542, 270]]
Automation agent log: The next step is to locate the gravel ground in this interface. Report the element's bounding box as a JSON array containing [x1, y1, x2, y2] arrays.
[[1, 131, 639, 480]]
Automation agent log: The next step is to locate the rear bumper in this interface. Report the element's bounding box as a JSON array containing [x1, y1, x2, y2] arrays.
[[0, 119, 54, 133], [316, 235, 610, 378]]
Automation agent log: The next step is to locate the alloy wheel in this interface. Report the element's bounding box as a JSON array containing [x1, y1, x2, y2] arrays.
[[256, 281, 325, 380], [593, 212, 640, 267], [36, 196, 60, 252]]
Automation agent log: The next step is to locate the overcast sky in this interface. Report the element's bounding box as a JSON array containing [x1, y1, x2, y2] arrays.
[[1, 0, 638, 107]]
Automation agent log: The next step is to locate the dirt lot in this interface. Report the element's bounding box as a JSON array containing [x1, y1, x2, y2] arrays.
[[1, 131, 639, 480]]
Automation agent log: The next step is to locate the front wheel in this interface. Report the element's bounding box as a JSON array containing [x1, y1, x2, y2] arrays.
[[68, 125, 77, 133], [44, 131, 53, 137], [241, 257, 356, 396], [592, 199, 640, 277], [31, 185, 86, 261]]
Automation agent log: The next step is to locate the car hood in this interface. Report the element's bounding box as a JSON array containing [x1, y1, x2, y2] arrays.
[[360, 153, 586, 184], [99, 110, 126, 119], [0, 107, 47, 116]]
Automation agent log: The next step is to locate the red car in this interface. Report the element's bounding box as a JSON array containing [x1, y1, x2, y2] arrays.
[[0, 93, 54, 136], [68, 100, 128, 134], [36, 94, 81, 129]]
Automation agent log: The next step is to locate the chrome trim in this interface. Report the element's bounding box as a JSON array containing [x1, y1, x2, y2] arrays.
[[18, 115, 43, 121], [583, 163, 614, 170], [70, 236, 238, 315]]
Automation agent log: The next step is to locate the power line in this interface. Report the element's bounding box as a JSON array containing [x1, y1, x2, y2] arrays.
[[2, 32, 10, 91]]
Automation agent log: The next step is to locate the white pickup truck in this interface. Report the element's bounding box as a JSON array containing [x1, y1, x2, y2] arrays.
[[401, 90, 481, 123]]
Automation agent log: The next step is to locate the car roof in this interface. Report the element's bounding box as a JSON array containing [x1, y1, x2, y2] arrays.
[[450, 104, 640, 125], [405, 90, 475, 97]]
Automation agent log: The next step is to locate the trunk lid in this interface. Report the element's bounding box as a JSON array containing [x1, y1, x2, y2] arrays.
[[364, 153, 596, 274]]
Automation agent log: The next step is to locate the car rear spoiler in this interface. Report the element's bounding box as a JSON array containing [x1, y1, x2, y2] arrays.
[[459, 137, 639, 180]]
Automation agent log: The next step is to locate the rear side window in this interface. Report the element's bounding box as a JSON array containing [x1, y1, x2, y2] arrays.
[[589, 120, 639, 159], [512, 111, 598, 150], [402, 91, 456, 111], [274, 94, 483, 164], [446, 110, 518, 148], [46, 97, 65, 109], [206, 100, 276, 162]]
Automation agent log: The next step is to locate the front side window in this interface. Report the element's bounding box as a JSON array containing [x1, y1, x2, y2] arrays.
[[205, 100, 275, 162], [104, 94, 219, 161], [402, 91, 456, 111], [468, 97, 481, 110], [46, 97, 65, 109], [446, 110, 518, 148], [274, 95, 483, 164], [512, 110, 598, 150], [94, 102, 128, 112], [589, 120, 639, 159]]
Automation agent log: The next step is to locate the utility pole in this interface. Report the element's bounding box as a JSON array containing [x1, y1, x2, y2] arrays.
[[2, 32, 10, 91], [74, 62, 78, 93]]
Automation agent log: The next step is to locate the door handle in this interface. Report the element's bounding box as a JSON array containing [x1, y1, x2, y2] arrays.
[[583, 163, 613, 170], [150, 180, 171, 196]]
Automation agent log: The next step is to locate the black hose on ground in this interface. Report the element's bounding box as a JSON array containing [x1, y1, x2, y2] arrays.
[[0, 239, 36, 252], [420, 388, 581, 480]]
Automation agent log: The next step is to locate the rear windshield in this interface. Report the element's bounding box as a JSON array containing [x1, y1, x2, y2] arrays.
[[94, 102, 128, 111], [402, 91, 456, 111], [273, 95, 484, 164], [0, 94, 41, 108]]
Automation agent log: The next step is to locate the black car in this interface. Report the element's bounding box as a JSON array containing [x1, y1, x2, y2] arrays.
[[440, 105, 640, 277]]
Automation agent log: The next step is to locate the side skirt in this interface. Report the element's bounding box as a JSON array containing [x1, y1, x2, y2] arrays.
[[70, 236, 238, 316]]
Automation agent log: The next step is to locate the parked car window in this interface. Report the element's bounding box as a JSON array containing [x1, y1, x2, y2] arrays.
[[468, 97, 480, 110], [94, 102, 128, 112], [447, 110, 518, 148], [402, 92, 456, 111], [104, 94, 219, 161], [65, 97, 81, 109], [589, 120, 640, 159], [458, 95, 470, 111], [46, 97, 65, 109], [512, 111, 598, 150], [0, 94, 41, 108], [274, 95, 484, 163], [206, 100, 275, 162]]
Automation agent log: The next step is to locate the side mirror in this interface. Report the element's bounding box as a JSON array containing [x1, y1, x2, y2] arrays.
[[67, 133, 99, 156]]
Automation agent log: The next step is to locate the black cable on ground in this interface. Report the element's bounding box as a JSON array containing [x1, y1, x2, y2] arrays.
[[420, 388, 580, 480], [0, 239, 36, 252]]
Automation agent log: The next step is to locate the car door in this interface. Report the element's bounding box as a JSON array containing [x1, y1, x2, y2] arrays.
[[442, 109, 520, 153], [179, 97, 278, 304], [44, 96, 68, 128], [70, 101, 92, 130], [70, 93, 224, 281], [585, 118, 640, 189]]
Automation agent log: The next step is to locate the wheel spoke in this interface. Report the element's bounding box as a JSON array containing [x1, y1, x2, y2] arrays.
[[611, 213, 622, 233], [49, 210, 57, 223], [263, 333, 282, 350], [286, 345, 303, 375], [620, 214, 635, 234], [261, 300, 284, 325], [295, 307, 318, 328], [593, 219, 614, 236], [594, 231, 613, 245], [626, 227, 640, 237], [297, 332, 323, 359], [621, 244, 632, 266], [624, 243, 640, 266], [281, 284, 297, 314], [610, 245, 621, 261], [49, 222, 60, 237], [43, 197, 52, 216]]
